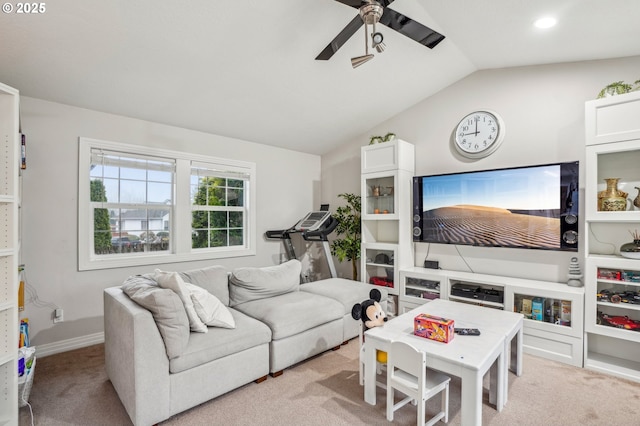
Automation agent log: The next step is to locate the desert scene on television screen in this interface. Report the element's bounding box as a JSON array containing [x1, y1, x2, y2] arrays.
[[421, 205, 560, 249]]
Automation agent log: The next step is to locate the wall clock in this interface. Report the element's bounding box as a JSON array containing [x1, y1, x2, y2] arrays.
[[453, 110, 505, 159]]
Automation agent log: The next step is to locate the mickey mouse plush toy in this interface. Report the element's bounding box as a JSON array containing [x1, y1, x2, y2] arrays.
[[352, 288, 388, 363], [351, 288, 387, 330]]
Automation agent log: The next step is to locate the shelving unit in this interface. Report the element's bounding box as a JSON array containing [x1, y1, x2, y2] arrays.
[[398, 268, 445, 314], [398, 267, 585, 366], [0, 82, 19, 425], [584, 91, 640, 383], [360, 140, 414, 307]]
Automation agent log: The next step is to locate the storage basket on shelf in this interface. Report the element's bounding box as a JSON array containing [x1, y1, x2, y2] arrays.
[[18, 356, 36, 407]]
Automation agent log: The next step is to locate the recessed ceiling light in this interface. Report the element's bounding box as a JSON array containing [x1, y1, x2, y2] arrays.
[[534, 17, 557, 29]]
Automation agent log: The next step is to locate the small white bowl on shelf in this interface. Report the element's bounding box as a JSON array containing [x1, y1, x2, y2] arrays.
[[620, 239, 640, 259], [620, 251, 640, 259]]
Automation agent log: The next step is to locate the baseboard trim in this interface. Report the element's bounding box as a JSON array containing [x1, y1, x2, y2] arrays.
[[35, 332, 105, 358]]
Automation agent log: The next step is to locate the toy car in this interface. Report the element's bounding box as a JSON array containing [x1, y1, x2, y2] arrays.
[[597, 312, 640, 330], [620, 291, 640, 305], [597, 289, 612, 302], [596, 289, 640, 305]]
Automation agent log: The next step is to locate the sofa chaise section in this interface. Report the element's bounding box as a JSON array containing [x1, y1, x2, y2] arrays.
[[300, 277, 389, 341]]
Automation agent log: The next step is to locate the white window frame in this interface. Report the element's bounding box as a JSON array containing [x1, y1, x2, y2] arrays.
[[190, 161, 250, 250], [78, 137, 256, 271]]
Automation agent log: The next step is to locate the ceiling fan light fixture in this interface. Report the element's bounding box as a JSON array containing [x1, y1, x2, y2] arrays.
[[351, 17, 375, 69], [351, 54, 374, 68], [372, 32, 385, 53]]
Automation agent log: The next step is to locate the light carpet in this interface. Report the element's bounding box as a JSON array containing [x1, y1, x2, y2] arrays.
[[19, 339, 640, 425]]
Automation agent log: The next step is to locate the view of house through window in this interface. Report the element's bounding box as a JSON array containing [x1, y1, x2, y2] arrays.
[[90, 149, 174, 255]]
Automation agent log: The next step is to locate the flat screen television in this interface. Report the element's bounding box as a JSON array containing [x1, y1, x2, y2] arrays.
[[412, 161, 579, 251]]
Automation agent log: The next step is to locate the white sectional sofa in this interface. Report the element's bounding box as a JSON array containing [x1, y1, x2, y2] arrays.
[[103, 260, 387, 425]]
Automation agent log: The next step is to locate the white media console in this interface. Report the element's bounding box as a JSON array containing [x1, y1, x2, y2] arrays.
[[398, 267, 585, 367]]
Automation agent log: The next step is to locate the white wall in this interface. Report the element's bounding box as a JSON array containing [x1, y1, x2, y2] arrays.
[[18, 55, 640, 352], [322, 55, 640, 282], [19, 97, 321, 350]]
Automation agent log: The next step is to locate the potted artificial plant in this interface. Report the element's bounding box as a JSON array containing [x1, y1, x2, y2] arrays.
[[596, 81, 634, 98], [330, 193, 361, 280], [369, 132, 396, 145]]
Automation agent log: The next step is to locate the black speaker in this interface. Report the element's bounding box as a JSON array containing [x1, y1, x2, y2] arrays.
[[560, 164, 579, 251], [413, 215, 422, 238], [561, 213, 578, 249], [412, 177, 423, 240]]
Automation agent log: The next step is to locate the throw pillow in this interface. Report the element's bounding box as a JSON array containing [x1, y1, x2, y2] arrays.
[[185, 283, 235, 329], [179, 265, 230, 306], [121, 275, 190, 359], [229, 259, 301, 306], [154, 269, 208, 333]]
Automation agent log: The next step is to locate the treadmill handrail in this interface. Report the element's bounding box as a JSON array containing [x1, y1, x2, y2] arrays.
[[265, 229, 292, 239]]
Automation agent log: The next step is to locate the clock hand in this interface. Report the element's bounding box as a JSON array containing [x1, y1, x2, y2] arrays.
[[461, 123, 480, 136]]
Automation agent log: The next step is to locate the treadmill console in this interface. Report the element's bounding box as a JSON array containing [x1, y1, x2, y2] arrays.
[[294, 211, 332, 232]]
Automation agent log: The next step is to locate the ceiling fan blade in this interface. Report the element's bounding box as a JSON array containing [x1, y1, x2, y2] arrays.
[[316, 14, 364, 60], [379, 8, 445, 49], [333, 0, 365, 8], [333, 0, 397, 8]]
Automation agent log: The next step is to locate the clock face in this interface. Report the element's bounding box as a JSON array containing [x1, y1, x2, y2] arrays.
[[454, 110, 504, 158]]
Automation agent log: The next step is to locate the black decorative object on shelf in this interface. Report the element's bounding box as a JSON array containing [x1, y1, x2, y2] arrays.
[[450, 283, 504, 304], [620, 230, 640, 259]]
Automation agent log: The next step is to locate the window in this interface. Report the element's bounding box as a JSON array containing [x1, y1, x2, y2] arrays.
[[78, 138, 256, 270], [89, 149, 174, 255], [190, 162, 249, 250]]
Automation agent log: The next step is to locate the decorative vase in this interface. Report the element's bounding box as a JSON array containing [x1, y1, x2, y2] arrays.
[[597, 178, 628, 211], [620, 239, 640, 259], [634, 187, 640, 209]]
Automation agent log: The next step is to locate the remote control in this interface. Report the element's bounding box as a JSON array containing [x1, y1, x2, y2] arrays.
[[454, 328, 481, 336]]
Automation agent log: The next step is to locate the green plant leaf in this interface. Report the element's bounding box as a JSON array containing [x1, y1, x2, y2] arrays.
[[383, 132, 396, 142], [597, 81, 633, 99], [330, 193, 361, 280]]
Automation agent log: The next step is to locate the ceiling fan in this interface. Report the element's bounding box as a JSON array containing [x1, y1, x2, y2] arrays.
[[316, 0, 446, 63]]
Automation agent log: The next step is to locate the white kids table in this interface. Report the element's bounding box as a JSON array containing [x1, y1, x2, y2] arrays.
[[363, 299, 523, 426]]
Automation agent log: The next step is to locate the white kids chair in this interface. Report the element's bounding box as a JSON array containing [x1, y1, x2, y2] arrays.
[[358, 323, 386, 387], [386, 340, 451, 426], [352, 288, 388, 387]]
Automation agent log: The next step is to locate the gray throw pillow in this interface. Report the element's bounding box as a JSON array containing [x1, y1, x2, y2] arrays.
[[122, 275, 190, 359], [154, 270, 208, 333], [178, 265, 230, 306], [229, 259, 301, 307]]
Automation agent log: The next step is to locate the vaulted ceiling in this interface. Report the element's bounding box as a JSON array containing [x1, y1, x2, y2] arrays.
[[1, 0, 639, 155]]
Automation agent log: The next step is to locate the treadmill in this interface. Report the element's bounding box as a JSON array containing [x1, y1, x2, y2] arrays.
[[265, 204, 338, 280]]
